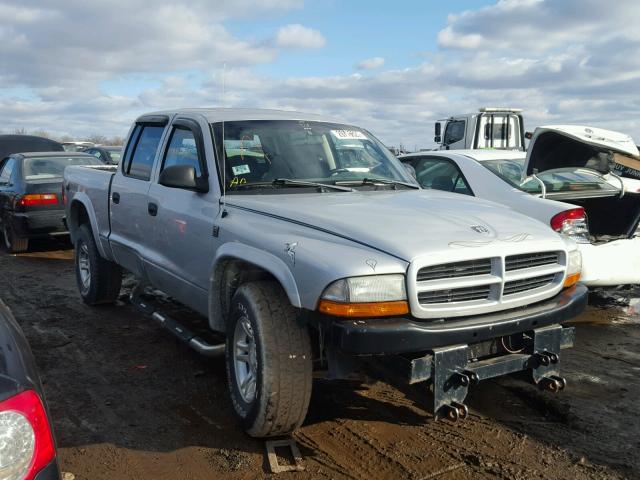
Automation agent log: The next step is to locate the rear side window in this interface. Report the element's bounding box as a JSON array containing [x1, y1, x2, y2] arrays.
[[412, 157, 473, 196], [125, 126, 164, 180], [161, 127, 202, 176]]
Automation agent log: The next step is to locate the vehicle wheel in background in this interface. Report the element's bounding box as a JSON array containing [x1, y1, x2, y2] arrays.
[[75, 224, 122, 305], [2, 222, 28, 253], [226, 281, 313, 437]]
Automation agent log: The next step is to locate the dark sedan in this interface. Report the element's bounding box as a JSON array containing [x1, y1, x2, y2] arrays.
[[84, 146, 123, 165], [0, 152, 103, 252], [0, 300, 60, 479]]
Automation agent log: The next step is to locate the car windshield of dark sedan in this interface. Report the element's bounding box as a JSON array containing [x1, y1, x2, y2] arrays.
[[23, 156, 103, 180], [212, 120, 416, 192]]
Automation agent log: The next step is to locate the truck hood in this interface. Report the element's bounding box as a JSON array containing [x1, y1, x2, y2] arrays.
[[225, 189, 561, 261], [525, 125, 639, 177]]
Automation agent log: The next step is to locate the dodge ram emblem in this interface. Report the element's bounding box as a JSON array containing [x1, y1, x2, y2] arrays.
[[470, 225, 490, 235]]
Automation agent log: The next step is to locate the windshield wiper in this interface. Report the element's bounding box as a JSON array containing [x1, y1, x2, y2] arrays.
[[233, 178, 354, 192], [335, 177, 420, 189]]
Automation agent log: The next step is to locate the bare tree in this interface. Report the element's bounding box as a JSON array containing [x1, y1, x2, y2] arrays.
[[84, 134, 107, 145], [12, 127, 27, 135], [31, 129, 53, 139]]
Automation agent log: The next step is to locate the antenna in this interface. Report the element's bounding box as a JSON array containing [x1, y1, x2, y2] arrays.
[[220, 62, 227, 216]]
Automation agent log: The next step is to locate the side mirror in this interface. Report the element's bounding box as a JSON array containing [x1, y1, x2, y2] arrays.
[[524, 131, 533, 140], [434, 122, 442, 137], [434, 135, 442, 144], [159, 165, 208, 192]]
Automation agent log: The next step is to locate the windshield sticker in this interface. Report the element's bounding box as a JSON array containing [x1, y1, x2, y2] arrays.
[[232, 164, 251, 175], [330, 129, 367, 140], [230, 177, 248, 187]]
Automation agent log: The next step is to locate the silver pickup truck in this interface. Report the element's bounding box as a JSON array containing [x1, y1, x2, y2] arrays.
[[63, 108, 587, 437]]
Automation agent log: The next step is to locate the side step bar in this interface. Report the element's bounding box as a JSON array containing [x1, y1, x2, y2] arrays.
[[129, 284, 225, 357]]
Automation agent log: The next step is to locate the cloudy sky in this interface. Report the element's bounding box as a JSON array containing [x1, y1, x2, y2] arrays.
[[1, 0, 639, 149]]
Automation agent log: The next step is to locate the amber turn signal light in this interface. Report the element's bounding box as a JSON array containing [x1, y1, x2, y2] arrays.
[[563, 272, 581, 288], [318, 300, 409, 318]]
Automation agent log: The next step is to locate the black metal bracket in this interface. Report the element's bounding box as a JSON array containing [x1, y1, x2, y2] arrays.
[[377, 326, 575, 421]]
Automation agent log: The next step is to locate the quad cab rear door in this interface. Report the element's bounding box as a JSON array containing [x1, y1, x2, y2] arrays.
[[109, 116, 169, 276]]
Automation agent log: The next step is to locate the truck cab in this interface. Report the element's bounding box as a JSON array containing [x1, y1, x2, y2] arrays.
[[435, 107, 525, 151]]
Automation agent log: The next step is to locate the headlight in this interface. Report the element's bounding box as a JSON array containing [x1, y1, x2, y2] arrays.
[[563, 249, 582, 288], [318, 274, 409, 317]]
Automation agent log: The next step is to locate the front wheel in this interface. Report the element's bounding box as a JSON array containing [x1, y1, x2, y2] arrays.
[[226, 281, 313, 437], [75, 224, 122, 305]]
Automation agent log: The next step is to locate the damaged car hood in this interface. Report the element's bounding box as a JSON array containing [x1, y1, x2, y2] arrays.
[[525, 125, 639, 177], [226, 189, 563, 261]]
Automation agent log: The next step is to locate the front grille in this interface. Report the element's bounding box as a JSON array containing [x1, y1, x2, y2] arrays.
[[505, 251, 560, 271], [411, 250, 565, 318], [417, 258, 492, 281], [503, 274, 557, 295], [418, 285, 491, 305]]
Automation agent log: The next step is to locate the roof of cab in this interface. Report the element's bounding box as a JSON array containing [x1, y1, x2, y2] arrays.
[[400, 149, 526, 162], [137, 108, 341, 124]]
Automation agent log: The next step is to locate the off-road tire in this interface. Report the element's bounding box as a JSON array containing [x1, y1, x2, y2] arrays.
[[75, 224, 122, 305], [226, 281, 313, 437], [2, 222, 28, 253]]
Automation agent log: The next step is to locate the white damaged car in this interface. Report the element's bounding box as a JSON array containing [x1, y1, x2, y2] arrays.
[[400, 125, 640, 287]]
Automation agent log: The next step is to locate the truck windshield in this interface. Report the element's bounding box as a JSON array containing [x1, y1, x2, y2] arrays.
[[212, 120, 416, 192]]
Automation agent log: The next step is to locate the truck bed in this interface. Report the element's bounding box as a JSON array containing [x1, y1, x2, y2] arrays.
[[64, 165, 117, 259]]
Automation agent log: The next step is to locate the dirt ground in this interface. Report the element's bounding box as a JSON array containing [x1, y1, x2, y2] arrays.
[[1, 239, 639, 480]]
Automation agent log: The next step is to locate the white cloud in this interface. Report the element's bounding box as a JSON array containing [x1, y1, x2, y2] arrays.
[[273, 24, 326, 49], [355, 57, 385, 70], [1, 0, 640, 151]]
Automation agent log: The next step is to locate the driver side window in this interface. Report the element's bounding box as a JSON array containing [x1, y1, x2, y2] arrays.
[[443, 120, 465, 146], [411, 157, 473, 196], [161, 127, 202, 176]]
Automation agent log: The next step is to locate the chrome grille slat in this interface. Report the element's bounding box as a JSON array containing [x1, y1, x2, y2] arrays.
[[503, 274, 557, 296], [417, 258, 492, 281], [418, 285, 491, 305], [505, 252, 560, 271]]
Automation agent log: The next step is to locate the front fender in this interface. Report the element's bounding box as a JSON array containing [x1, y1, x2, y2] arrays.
[[208, 242, 301, 332]]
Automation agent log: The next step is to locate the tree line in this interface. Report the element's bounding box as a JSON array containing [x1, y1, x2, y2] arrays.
[[6, 127, 125, 146]]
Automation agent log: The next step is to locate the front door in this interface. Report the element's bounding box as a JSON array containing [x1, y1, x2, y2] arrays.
[[145, 119, 219, 315]]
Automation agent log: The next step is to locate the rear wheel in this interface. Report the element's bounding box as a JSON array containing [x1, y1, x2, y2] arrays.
[[2, 222, 28, 253], [226, 281, 313, 437], [75, 224, 122, 305]]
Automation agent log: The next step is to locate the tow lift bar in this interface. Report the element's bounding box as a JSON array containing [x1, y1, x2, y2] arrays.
[[384, 325, 574, 421]]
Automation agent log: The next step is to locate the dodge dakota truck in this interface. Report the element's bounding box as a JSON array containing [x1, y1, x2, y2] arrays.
[[63, 108, 587, 437]]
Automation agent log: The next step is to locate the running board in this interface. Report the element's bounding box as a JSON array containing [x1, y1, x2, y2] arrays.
[[129, 285, 225, 357]]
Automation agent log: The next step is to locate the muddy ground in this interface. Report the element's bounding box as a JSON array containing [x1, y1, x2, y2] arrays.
[[1, 240, 639, 480]]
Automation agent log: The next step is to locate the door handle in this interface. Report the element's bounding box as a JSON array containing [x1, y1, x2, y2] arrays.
[[148, 202, 158, 216], [112, 192, 120, 204]]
